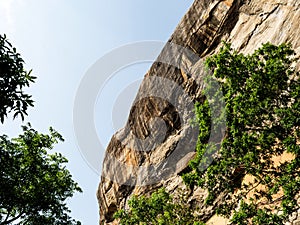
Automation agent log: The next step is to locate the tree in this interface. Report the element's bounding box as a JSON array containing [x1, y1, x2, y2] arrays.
[[0, 34, 82, 224], [113, 43, 300, 225], [182, 42, 300, 224], [0, 124, 82, 225], [114, 188, 204, 225], [0, 34, 36, 123]]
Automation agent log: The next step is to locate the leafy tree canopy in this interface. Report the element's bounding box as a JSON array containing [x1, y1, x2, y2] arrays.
[[0, 34, 36, 123], [0, 124, 82, 225], [0, 34, 82, 225], [182, 42, 300, 224]]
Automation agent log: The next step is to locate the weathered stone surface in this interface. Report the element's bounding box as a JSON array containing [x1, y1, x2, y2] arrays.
[[97, 0, 300, 224]]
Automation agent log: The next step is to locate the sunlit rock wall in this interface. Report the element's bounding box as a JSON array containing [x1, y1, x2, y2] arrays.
[[97, 0, 300, 224]]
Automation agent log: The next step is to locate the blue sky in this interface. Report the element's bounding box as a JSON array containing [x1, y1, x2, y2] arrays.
[[0, 1, 193, 224]]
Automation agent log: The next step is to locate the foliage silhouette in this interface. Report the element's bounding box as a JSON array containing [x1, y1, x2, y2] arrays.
[[0, 34, 36, 123]]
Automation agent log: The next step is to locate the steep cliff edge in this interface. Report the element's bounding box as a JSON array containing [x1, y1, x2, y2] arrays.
[[97, 0, 300, 224]]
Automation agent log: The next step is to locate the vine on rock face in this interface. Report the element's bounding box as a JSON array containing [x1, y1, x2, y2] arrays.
[[182, 42, 300, 224]]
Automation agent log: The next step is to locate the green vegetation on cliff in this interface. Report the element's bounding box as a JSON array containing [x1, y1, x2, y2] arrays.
[[115, 42, 300, 225], [183, 42, 300, 224], [114, 188, 204, 225]]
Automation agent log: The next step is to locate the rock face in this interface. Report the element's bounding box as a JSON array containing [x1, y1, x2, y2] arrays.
[[97, 0, 300, 224]]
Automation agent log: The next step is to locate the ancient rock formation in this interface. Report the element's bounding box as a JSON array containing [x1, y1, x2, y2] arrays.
[[97, 0, 300, 224]]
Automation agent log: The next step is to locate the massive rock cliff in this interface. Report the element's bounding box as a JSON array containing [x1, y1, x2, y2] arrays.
[[97, 0, 300, 224]]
